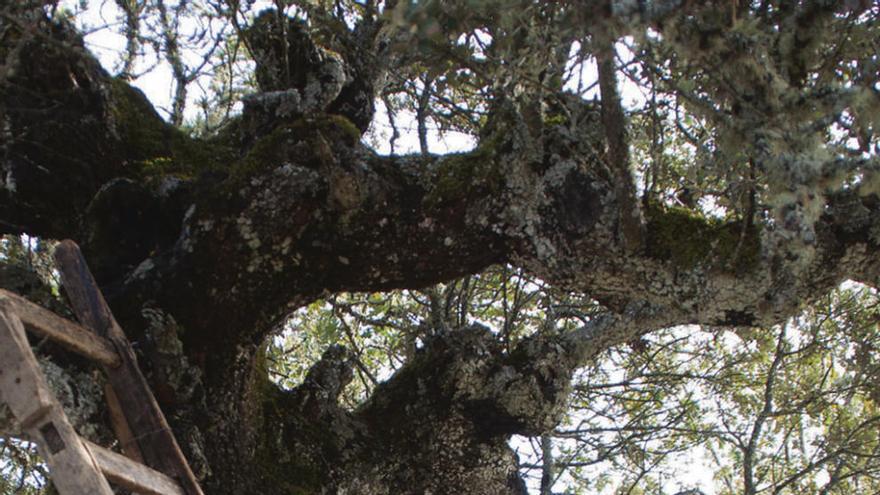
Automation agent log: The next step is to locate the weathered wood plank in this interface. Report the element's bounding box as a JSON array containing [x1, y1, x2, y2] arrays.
[[0, 303, 56, 427], [0, 307, 115, 495], [103, 382, 145, 463], [0, 289, 120, 367], [30, 408, 116, 495], [54, 240, 204, 495], [85, 439, 185, 495]]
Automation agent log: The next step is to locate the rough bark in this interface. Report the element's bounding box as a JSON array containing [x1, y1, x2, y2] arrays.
[[2, 2, 879, 494]]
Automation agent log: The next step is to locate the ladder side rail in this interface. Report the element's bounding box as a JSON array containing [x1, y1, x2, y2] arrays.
[[55, 240, 204, 495], [0, 303, 115, 495]]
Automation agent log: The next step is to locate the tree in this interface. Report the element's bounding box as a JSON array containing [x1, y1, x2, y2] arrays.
[[1, 0, 879, 493]]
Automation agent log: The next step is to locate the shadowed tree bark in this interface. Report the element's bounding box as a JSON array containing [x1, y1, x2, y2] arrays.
[[1, 1, 879, 493]]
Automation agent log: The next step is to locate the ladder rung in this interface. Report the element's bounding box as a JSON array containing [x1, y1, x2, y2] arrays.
[[55, 241, 204, 495], [85, 440, 185, 495], [0, 289, 120, 367]]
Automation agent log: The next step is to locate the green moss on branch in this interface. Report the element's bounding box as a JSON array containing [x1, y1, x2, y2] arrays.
[[645, 204, 760, 270], [424, 141, 504, 208], [107, 78, 234, 180]]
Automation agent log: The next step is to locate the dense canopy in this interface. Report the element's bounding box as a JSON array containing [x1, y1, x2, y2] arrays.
[[1, 1, 879, 493]]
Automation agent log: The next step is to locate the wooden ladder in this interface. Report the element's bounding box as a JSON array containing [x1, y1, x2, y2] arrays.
[[0, 240, 203, 495]]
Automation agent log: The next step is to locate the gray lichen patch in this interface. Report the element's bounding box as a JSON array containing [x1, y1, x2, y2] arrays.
[[141, 305, 204, 407], [37, 356, 105, 441]]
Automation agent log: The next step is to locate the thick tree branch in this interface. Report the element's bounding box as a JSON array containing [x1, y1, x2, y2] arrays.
[[4, 14, 880, 358]]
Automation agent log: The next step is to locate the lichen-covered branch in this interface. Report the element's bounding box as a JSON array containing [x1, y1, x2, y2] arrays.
[[4, 12, 880, 352]]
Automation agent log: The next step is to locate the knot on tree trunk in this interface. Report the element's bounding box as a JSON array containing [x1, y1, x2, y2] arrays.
[[360, 325, 574, 439], [432, 326, 575, 436]]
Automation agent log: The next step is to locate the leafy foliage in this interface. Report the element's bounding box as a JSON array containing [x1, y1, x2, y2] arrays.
[[0, 438, 49, 495]]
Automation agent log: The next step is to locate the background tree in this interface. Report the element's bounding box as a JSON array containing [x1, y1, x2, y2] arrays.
[[1, 1, 879, 493]]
